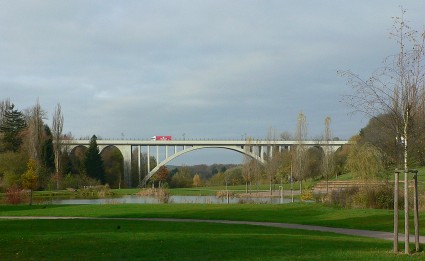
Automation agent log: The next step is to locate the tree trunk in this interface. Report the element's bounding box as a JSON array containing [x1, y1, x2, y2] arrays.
[[270, 177, 272, 196], [394, 171, 399, 253], [403, 134, 409, 254], [29, 190, 33, 206]]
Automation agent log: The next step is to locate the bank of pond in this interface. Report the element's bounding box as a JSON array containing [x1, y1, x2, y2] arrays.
[[1, 186, 302, 205]]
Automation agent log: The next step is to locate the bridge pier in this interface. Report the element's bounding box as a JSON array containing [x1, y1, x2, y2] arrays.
[[115, 145, 132, 188]]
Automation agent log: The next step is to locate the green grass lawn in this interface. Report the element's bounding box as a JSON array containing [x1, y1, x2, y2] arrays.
[[0, 203, 424, 234], [1, 218, 420, 260], [1, 203, 424, 260]]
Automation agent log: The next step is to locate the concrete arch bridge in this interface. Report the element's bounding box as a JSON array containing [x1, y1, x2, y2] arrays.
[[62, 139, 348, 188]]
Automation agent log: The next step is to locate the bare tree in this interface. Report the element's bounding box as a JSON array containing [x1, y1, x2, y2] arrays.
[[293, 112, 308, 196], [242, 137, 254, 193], [322, 116, 334, 193], [339, 10, 425, 254], [26, 99, 46, 163], [52, 103, 64, 189], [265, 127, 282, 195], [0, 98, 11, 124], [280, 131, 292, 141]]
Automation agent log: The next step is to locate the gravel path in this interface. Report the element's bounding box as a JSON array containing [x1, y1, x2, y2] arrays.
[[1, 216, 424, 243]]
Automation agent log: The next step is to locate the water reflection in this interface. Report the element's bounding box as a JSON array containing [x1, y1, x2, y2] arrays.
[[48, 195, 297, 204]]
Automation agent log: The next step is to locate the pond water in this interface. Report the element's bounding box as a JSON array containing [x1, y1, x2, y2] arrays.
[[46, 195, 297, 204]]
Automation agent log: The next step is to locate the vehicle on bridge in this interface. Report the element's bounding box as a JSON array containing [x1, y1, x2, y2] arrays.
[[151, 135, 172, 141]]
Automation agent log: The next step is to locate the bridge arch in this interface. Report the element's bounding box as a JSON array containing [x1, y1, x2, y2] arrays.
[[142, 145, 265, 186], [61, 139, 350, 188]]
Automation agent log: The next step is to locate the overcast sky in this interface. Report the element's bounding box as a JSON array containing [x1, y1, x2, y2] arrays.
[[1, 1, 425, 164]]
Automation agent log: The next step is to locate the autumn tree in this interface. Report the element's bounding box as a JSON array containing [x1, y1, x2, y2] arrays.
[[346, 142, 384, 180], [22, 159, 38, 205], [224, 167, 243, 186], [305, 147, 323, 180], [276, 149, 292, 184], [170, 167, 192, 188], [155, 166, 169, 188], [193, 174, 202, 187]]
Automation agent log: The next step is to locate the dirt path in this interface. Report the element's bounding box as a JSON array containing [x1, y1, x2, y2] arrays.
[[1, 216, 424, 243]]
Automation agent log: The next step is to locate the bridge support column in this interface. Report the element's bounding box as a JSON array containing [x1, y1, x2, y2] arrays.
[[138, 146, 141, 187], [147, 145, 150, 177], [116, 145, 132, 188]]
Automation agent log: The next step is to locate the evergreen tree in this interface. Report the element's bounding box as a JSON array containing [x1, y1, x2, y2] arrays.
[[84, 135, 105, 183], [0, 104, 26, 152], [41, 125, 55, 173]]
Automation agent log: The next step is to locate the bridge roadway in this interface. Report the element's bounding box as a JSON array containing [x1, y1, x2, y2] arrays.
[[62, 139, 349, 188]]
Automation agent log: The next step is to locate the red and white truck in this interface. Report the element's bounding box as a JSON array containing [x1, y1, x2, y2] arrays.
[[151, 136, 172, 141]]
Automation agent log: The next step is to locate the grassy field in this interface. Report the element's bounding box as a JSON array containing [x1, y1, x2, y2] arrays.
[[2, 169, 425, 260], [1, 203, 425, 260], [0, 218, 421, 260], [1, 203, 424, 233]]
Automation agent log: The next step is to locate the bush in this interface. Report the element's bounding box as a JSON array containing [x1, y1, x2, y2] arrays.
[[216, 190, 235, 199], [137, 188, 170, 203], [301, 190, 313, 201], [47, 173, 101, 190], [4, 186, 26, 204], [77, 185, 113, 199], [321, 184, 396, 209]]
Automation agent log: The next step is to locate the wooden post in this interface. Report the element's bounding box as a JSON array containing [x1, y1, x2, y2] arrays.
[[404, 169, 410, 254], [394, 170, 400, 253], [412, 170, 420, 252]]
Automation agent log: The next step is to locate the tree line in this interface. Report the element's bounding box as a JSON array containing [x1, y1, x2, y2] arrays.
[[0, 97, 399, 193], [0, 100, 112, 193]]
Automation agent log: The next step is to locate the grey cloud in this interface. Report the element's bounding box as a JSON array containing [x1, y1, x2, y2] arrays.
[[1, 1, 425, 164]]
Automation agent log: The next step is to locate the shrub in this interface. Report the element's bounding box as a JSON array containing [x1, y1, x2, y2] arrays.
[[321, 184, 396, 209], [5, 186, 26, 204], [77, 185, 113, 199], [301, 190, 313, 201], [137, 188, 170, 203], [216, 190, 235, 199]]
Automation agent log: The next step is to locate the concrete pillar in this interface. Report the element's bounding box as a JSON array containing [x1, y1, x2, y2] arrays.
[[260, 146, 264, 161], [116, 145, 132, 188], [147, 145, 150, 174], [138, 146, 141, 187]]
